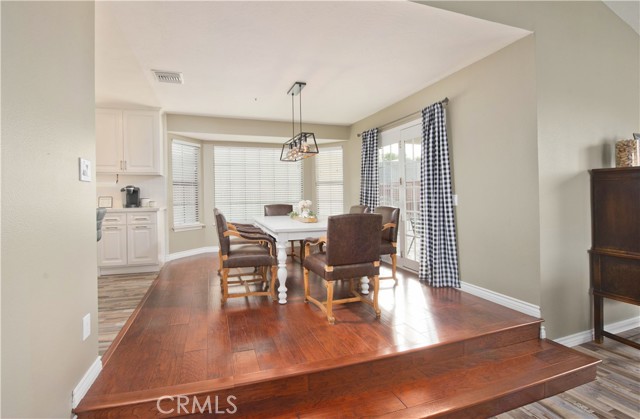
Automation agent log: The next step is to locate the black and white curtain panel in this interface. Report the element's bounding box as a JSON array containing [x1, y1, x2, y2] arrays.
[[419, 102, 460, 287], [360, 128, 379, 210]]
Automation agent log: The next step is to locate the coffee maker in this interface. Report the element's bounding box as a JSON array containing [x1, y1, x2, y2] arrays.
[[121, 185, 140, 208]]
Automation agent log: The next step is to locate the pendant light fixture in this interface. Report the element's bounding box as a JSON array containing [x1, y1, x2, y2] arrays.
[[280, 81, 319, 162]]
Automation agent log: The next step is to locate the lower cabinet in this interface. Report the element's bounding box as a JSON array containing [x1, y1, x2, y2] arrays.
[[98, 210, 159, 274]]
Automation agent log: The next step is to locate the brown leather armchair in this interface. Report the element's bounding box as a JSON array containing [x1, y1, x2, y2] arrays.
[[349, 205, 369, 214], [303, 213, 382, 324], [264, 204, 304, 261], [264, 204, 294, 216], [373, 206, 400, 282], [215, 208, 277, 304]]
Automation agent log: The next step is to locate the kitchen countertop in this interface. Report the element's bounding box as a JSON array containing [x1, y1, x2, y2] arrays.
[[104, 207, 162, 212]]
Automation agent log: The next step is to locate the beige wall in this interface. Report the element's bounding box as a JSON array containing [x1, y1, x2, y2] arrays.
[[167, 114, 350, 142], [349, 0, 640, 339], [346, 35, 541, 306], [1, 2, 97, 417]]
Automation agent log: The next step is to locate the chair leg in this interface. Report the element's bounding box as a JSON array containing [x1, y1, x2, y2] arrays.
[[391, 254, 398, 283], [303, 267, 310, 302], [270, 265, 277, 301], [325, 280, 335, 324], [372, 275, 381, 318], [299, 240, 304, 261], [221, 268, 229, 304]]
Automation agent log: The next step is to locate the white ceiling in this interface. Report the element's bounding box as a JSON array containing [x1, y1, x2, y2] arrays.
[[96, 1, 530, 132], [603, 1, 640, 35]]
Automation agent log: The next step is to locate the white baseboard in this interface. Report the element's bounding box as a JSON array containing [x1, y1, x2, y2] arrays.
[[554, 316, 640, 348], [99, 264, 160, 276], [460, 281, 545, 338], [167, 246, 217, 262], [72, 356, 102, 408], [460, 281, 542, 318]]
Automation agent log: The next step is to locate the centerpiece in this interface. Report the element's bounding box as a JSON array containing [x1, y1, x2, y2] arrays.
[[289, 200, 317, 223]]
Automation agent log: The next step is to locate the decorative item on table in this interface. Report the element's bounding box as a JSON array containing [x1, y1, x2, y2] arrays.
[[290, 200, 317, 223], [615, 137, 640, 167]]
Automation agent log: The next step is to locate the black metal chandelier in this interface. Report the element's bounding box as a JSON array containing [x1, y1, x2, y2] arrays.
[[280, 81, 319, 162]]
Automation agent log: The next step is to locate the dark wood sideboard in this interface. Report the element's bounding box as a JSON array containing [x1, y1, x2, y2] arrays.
[[589, 167, 640, 349]]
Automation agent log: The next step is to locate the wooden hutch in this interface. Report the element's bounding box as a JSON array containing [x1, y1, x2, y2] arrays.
[[589, 167, 640, 349]]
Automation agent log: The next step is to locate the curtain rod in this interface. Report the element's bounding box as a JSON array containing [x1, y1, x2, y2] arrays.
[[357, 97, 448, 137]]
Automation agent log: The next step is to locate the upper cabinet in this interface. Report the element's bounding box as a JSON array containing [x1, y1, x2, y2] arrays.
[[96, 109, 161, 175]]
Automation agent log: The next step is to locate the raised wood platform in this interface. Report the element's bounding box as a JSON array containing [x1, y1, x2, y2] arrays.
[[75, 254, 599, 418]]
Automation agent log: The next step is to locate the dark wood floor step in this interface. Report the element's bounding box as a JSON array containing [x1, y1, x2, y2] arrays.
[[74, 321, 543, 418], [231, 339, 600, 418]]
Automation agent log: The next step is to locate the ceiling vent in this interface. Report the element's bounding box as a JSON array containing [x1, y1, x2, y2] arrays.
[[152, 70, 184, 84]]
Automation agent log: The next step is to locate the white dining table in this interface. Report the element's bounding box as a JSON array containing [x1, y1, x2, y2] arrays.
[[253, 215, 328, 304]]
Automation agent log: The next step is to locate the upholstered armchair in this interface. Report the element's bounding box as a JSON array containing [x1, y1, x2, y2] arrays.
[[264, 204, 304, 261], [373, 206, 400, 282], [214, 209, 277, 304], [349, 205, 369, 214], [303, 213, 382, 324]]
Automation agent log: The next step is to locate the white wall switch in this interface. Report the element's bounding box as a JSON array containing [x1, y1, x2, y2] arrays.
[[452, 194, 458, 206], [82, 313, 91, 341]]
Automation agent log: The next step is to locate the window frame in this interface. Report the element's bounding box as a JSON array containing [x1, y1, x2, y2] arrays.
[[314, 145, 344, 216], [213, 145, 304, 222], [171, 139, 204, 232]]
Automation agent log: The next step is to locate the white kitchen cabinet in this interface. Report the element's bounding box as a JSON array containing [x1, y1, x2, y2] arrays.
[[98, 224, 127, 267], [96, 109, 161, 175], [98, 209, 159, 274]]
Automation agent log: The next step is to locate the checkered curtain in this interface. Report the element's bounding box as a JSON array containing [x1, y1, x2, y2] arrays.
[[360, 128, 379, 209], [419, 102, 460, 287]]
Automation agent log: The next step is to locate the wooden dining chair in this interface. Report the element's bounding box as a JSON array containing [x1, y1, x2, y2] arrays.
[[264, 204, 304, 261], [373, 206, 400, 282], [303, 213, 382, 324], [215, 208, 277, 304]]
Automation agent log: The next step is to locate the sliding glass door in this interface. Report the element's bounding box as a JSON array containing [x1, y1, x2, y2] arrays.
[[378, 120, 421, 272]]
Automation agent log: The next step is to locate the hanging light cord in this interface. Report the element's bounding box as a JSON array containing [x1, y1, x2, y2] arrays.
[[291, 91, 295, 140]]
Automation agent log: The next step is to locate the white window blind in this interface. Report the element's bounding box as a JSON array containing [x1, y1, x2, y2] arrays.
[[214, 146, 303, 221], [172, 140, 201, 227], [315, 146, 343, 216]]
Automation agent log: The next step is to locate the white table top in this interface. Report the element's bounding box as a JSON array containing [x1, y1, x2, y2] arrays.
[[253, 215, 328, 233]]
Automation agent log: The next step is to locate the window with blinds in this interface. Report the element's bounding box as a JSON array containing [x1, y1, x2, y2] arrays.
[[315, 146, 344, 216], [214, 146, 303, 221], [172, 140, 201, 228]]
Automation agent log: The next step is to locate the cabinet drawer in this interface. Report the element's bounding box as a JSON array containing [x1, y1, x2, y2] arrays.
[[102, 213, 126, 225], [127, 212, 157, 225]]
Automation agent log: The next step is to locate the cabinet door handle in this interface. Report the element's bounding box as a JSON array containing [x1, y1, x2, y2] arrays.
[[133, 217, 149, 221], [134, 226, 149, 230], [104, 226, 119, 230], [124, 160, 127, 170], [104, 217, 120, 222]]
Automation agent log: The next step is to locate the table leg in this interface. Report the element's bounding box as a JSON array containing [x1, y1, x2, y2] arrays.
[[276, 239, 288, 304], [360, 276, 370, 295]]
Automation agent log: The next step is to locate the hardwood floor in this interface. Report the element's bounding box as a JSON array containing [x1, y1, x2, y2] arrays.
[[98, 273, 157, 355], [77, 254, 600, 418], [498, 328, 640, 418]]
